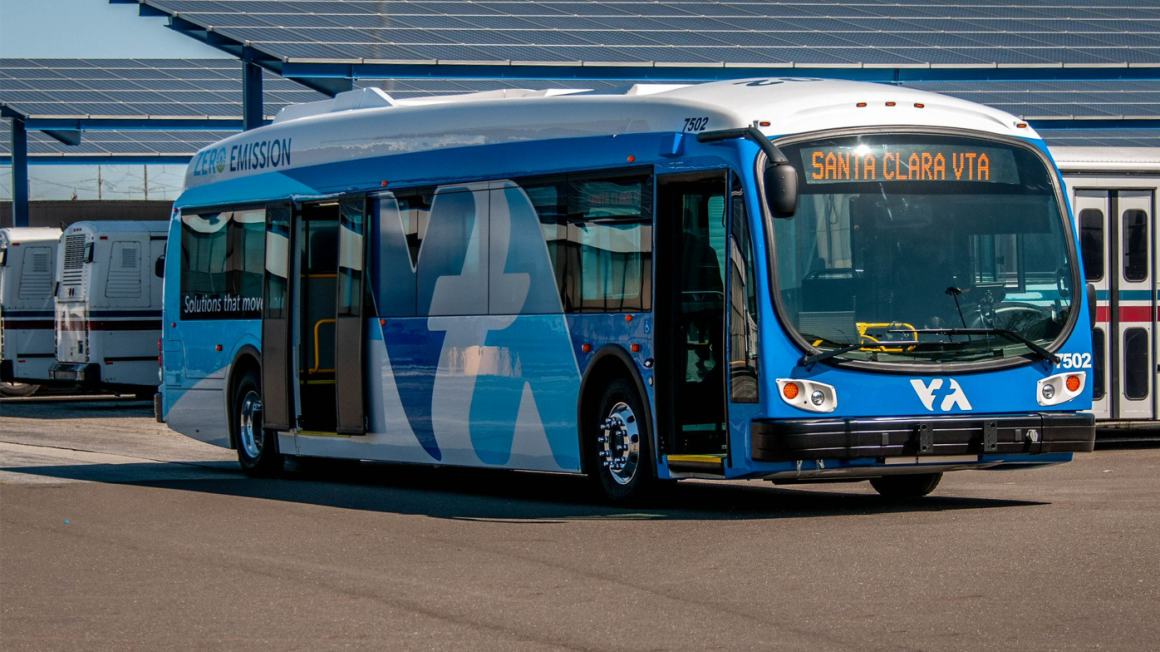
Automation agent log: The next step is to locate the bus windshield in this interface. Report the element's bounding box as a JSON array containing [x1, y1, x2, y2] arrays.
[[773, 133, 1076, 365]]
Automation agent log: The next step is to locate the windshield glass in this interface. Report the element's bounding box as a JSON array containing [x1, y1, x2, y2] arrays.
[[773, 134, 1075, 364]]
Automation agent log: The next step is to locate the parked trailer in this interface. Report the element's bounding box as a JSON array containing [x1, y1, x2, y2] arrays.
[[50, 221, 167, 395], [0, 227, 62, 396], [1053, 147, 1160, 438]]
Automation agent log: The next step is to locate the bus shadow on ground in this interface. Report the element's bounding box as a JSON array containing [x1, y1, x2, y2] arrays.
[[0, 397, 154, 420], [1, 458, 1048, 521]]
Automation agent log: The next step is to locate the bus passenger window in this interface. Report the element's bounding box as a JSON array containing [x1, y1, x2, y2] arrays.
[[1123, 210, 1148, 282], [1079, 209, 1104, 282]]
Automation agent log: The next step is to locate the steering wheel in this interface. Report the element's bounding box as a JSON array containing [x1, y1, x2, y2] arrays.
[[964, 302, 1053, 337]]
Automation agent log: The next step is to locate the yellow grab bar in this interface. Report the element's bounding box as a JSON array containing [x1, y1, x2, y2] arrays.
[[311, 319, 336, 373]]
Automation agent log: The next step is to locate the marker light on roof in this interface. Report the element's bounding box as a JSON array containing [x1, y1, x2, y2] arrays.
[[914, 103, 925, 108], [885, 101, 896, 107], [856, 102, 867, 108]]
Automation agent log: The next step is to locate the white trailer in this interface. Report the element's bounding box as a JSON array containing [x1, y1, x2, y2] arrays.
[[0, 227, 62, 396], [50, 221, 168, 395]]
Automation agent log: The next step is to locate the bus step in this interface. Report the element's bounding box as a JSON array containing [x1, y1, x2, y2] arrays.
[[666, 454, 726, 474]]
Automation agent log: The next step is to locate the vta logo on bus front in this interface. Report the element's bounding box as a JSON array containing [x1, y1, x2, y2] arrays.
[[911, 379, 973, 412]]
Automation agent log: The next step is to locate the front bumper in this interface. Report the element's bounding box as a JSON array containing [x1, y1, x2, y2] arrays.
[[752, 412, 1095, 462]]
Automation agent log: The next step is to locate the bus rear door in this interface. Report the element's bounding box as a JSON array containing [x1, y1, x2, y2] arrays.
[[261, 199, 369, 437]]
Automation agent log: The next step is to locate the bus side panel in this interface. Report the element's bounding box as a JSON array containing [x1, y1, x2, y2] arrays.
[[166, 374, 231, 447], [295, 308, 584, 471]]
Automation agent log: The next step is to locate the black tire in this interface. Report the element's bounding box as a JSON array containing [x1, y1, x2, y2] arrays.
[[233, 369, 283, 477], [586, 377, 655, 503], [0, 382, 39, 397], [870, 472, 942, 499]]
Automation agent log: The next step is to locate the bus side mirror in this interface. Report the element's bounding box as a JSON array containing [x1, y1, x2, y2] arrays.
[[764, 163, 799, 218], [1087, 282, 1097, 331], [155, 255, 165, 278], [83, 242, 94, 263]]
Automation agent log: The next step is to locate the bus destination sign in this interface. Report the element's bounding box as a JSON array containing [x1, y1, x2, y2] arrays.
[[802, 143, 1019, 185]]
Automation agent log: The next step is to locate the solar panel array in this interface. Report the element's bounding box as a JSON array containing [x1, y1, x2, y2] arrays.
[[142, 0, 1160, 67], [0, 126, 238, 158], [0, 59, 323, 119]]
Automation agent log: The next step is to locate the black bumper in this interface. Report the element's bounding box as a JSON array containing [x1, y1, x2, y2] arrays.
[[0, 359, 11, 383], [752, 413, 1095, 462]]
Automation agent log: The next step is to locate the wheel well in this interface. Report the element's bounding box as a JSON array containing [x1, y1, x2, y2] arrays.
[[577, 347, 652, 475], [226, 350, 261, 450]]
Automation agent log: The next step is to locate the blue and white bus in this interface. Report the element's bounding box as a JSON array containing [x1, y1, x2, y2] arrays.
[[159, 78, 1095, 501]]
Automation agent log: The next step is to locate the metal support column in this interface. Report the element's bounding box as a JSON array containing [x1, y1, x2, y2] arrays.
[[10, 118, 29, 227], [242, 50, 264, 131]]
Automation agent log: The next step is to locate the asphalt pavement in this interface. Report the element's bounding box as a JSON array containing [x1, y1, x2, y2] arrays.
[[2, 396, 1158, 651]]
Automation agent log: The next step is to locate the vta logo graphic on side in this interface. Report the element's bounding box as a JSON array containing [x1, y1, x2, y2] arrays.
[[910, 378, 973, 412]]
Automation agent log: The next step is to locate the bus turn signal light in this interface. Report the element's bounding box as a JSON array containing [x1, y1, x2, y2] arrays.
[[783, 382, 799, 400], [1066, 375, 1081, 392]]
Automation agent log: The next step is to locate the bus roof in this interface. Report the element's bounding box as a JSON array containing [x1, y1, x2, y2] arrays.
[[183, 77, 1035, 192], [1050, 146, 1160, 173]]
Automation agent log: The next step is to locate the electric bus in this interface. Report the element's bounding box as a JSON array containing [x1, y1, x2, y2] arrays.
[[1051, 147, 1159, 437], [0, 227, 61, 396], [159, 78, 1096, 501]]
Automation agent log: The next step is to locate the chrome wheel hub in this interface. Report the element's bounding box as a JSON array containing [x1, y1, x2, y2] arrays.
[[598, 401, 640, 485], [239, 391, 263, 459]]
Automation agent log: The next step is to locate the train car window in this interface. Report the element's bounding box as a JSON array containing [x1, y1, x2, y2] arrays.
[[1124, 328, 1149, 400], [1092, 328, 1105, 401], [1079, 209, 1104, 282], [1123, 210, 1148, 282]]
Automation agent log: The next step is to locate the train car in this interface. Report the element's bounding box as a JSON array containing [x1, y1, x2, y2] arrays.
[[1053, 147, 1159, 437], [50, 221, 167, 396], [0, 227, 62, 396]]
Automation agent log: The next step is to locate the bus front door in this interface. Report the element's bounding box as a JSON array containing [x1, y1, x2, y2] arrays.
[[656, 171, 730, 474]]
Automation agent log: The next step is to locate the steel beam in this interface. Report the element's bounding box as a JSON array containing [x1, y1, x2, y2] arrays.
[[9, 118, 29, 227], [242, 51, 264, 131]]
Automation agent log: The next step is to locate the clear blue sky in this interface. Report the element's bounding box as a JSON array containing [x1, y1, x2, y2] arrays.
[[0, 0, 229, 58]]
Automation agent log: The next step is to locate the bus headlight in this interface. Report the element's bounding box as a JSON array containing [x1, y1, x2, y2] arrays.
[[1037, 371, 1085, 406], [777, 379, 837, 413]]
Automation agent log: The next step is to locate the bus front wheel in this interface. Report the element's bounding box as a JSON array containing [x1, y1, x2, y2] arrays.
[[870, 473, 942, 499], [233, 370, 283, 477], [588, 377, 654, 503]]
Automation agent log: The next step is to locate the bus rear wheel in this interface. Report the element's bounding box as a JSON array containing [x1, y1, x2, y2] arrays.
[[233, 369, 283, 477], [588, 377, 654, 503], [870, 473, 942, 499]]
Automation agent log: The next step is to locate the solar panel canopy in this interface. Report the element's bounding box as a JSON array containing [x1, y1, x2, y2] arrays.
[[139, 0, 1160, 68], [0, 59, 323, 120]]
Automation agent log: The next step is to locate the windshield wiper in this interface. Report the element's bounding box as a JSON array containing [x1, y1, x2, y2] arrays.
[[891, 328, 1061, 364], [799, 342, 864, 367]]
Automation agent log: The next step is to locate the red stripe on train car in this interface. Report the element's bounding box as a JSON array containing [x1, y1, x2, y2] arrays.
[[1120, 306, 1157, 323]]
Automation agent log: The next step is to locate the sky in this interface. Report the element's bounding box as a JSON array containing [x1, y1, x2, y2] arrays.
[[0, 0, 229, 58]]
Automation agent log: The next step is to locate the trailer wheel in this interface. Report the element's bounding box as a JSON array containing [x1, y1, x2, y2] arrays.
[[870, 473, 942, 499], [233, 369, 283, 477], [0, 382, 39, 397], [587, 377, 654, 503]]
